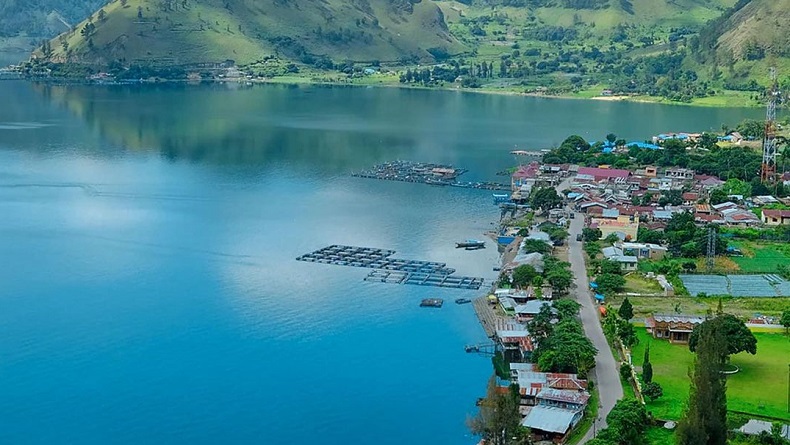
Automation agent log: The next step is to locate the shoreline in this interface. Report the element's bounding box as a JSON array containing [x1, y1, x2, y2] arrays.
[[5, 69, 763, 109]]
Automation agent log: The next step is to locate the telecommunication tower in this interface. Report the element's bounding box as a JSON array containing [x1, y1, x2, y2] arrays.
[[761, 68, 780, 182]]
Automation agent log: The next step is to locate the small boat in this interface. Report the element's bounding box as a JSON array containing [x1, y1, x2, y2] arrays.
[[455, 298, 472, 305], [456, 239, 485, 249], [420, 298, 443, 308]]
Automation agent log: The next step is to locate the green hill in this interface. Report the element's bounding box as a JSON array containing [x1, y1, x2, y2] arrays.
[[0, 0, 107, 37], [689, 0, 790, 82], [43, 0, 463, 66]]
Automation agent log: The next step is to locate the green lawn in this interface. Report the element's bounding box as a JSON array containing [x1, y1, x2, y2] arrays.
[[630, 330, 790, 421], [730, 241, 790, 273]]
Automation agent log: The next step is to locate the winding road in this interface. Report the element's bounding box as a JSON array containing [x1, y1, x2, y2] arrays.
[[568, 211, 623, 442]]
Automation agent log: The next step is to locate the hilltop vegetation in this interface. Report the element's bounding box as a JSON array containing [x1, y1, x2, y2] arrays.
[[37, 0, 462, 67]]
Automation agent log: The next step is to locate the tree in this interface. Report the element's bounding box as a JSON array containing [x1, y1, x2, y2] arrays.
[[603, 233, 620, 245], [676, 320, 728, 445], [553, 299, 581, 320], [137, 5, 143, 19], [512, 264, 538, 288], [121, 0, 128, 6], [522, 238, 551, 254], [617, 319, 638, 348], [97, 8, 107, 21], [536, 319, 597, 377], [721, 178, 752, 198], [618, 297, 634, 321], [601, 259, 622, 275], [597, 399, 649, 445], [689, 314, 757, 363], [531, 187, 562, 211], [596, 273, 625, 295], [606, 133, 617, 144], [527, 303, 555, 339], [468, 376, 523, 445], [781, 310, 790, 334], [546, 268, 573, 294], [642, 343, 653, 384], [709, 188, 728, 205], [582, 227, 602, 242], [642, 382, 663, 401]]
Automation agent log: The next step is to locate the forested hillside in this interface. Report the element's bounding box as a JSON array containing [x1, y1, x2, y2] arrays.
[[0, 0, 107, 37]]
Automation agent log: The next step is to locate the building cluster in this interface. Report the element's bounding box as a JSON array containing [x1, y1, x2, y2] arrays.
[[489, 295, 592, 443], [568, 165, 790, 231]]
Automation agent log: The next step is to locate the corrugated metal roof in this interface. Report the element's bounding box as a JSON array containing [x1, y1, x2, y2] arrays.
[[537, 388, 591, 405], [521, 406, 580, 433]]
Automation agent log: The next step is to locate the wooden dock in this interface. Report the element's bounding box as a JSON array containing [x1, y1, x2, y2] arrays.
[[473, 296, 502, 338]]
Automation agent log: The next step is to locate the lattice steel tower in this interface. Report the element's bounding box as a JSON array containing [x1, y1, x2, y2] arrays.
[[706, 226, 716, 272], [761, 68, 780, 182]]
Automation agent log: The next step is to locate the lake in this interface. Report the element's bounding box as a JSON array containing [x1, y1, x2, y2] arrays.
[[0, 81, 761, 444]]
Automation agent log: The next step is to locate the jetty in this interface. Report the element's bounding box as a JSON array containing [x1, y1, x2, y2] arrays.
[[352, 161, 509, 191], [297, 245, 484, 290]]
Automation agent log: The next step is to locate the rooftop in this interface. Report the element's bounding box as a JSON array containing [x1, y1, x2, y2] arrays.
[[521, 406, 580, 434], [537, 388, 591, 405], [577, 167, 631, 179]]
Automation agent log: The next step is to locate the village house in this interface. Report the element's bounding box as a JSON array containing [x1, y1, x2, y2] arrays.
[[590, 215, 639, 240], [665, 168, 695, 181], [620, 242, 668, 260], [645, 314, 705, 344], [509, 363, 588, 406], [576, 167, 631, 184], [601, 246, 638, 271], [495, 322, 534, 362], [521, 406, 583, 444], [762, 209, 790, 226], [520, 388, 591, 443]]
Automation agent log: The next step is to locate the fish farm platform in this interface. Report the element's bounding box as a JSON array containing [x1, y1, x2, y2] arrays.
[[296, 245, 455, 275], [352, 161, 509, 191], [297, 245, 484, 290]]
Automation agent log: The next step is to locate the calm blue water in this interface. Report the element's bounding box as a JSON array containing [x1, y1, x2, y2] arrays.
[[0, 81, 761, 444]]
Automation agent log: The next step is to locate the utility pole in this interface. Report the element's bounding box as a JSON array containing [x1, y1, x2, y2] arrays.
[[706, 226, 716, 272], [761, 67, 780, 182]]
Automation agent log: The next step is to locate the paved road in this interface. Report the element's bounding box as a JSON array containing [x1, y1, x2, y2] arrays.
[[567, 214, 623, 442]]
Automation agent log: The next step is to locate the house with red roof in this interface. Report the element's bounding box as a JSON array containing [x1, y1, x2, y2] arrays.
[[577, 167, 631, 182], [762, 209, 790, 226]]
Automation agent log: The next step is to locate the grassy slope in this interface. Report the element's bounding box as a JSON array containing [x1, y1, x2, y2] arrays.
[[47, 0, 464, 65], [630, 330, 790, 421]]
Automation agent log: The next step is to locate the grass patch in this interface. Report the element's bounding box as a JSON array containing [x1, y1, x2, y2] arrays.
[[645, 426, 675, 445], [607, 295, 790, 319], [622, 273, 663, 295], [630, 331, 790, 421], [730, 241, 790, 273]]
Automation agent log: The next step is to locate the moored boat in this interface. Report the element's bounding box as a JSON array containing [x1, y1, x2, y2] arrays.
[[456, 239, 485, 249]]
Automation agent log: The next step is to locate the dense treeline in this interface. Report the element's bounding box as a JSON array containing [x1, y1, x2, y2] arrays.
[[542, 134, 767, 182], [0, 0, 106, 37]]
